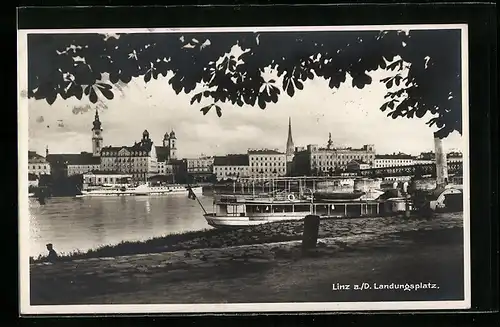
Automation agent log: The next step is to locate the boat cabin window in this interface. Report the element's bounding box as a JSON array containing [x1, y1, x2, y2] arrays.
[[294, 204, 311, 212], [271, 205, 293, 213], [246, 205, 271, 213]]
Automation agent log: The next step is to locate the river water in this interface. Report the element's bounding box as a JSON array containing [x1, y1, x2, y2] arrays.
[[28, 194, 215, 258]]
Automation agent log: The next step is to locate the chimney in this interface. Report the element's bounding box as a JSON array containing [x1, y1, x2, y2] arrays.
[[434, 133, 448, 188]]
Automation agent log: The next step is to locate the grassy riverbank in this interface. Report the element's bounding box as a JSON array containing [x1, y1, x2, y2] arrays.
[[31, 212, 462, 264]]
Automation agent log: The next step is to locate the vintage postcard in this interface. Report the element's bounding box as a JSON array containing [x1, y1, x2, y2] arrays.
[[18, 24, 470, 314]]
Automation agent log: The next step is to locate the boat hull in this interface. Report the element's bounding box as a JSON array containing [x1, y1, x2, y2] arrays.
[[203, 213, 306, 228]]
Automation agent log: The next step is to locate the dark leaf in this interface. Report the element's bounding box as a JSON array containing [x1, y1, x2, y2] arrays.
[[416, 107, 427, 118], [387, 60, 401, 71], [286, 84, 295, 97], [295, 80, 304, 90], [97, 83, 112, 90], [84, 85, 91, 95], [426, 117, 438, 126], [99, 87, 114, 100], [215, 105, 222, 117], [268, 79, 276, 83], [387, 79, 393, 88], [109, 73, 120, 84], [89, 87, 98, 103], [258, 96, 266, 109], [144, 71, 152, 83], [75, 86, 83, 100], [190, 93, 203, 105], [380, 102, 389, 112], [121, 75, 132, 83], [200, 105, 212, 115], [46, 93, 57, 105]]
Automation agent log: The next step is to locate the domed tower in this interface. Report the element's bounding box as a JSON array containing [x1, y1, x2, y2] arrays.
[[169, 130, 177, 160], [141, 129, 153, 150], [92, 110, 103, 157]]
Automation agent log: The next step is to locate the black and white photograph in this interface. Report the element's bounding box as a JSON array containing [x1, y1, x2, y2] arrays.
[[18, 24, 470, 314]]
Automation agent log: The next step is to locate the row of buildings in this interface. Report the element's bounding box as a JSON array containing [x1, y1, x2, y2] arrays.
[[28, 112, 463, 183]]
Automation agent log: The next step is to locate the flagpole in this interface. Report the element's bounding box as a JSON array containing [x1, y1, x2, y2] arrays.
[[188, 184, 207, 215]]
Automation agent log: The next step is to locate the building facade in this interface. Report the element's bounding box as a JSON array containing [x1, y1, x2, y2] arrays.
[[293, 140, 375, 176], [414, 151, 463, 165], [248, 149, 287, 179], [83, 171, 132, 186], [28, 151, 51, 176], [334, 144, 376, 168], [180, 156, 215, 183], [46, 152, 100, 177], [213, 154, 249, 181], [185, 156, 214, 174], [373, 153, 415, 168], [346, 160, 371, 173], [100, 130, 158, 181]]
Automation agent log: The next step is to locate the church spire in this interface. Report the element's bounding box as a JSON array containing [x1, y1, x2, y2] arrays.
[[286, 117, 294, 159]]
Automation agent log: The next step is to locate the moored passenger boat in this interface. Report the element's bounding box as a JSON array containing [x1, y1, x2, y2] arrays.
[[197, 177, 393, 228], [77, 183, 203, 197]]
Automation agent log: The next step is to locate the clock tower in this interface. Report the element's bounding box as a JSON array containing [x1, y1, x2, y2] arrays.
[[92, 110, 103, 157]]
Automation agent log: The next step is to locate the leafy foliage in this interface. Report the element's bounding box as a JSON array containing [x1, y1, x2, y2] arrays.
[[27, 29, 462, 138]]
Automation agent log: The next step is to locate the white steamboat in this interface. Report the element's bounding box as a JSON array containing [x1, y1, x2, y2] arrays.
[[200, 177, 389, 228], [77, 183, 203, 197]]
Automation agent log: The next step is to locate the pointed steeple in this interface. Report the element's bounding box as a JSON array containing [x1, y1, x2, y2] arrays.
[[286, 117, 294, 158]]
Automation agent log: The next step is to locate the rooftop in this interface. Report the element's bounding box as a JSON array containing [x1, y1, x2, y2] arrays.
[[101, 140, 154, 155], [28, 151, 46, 161], [83, 171, 132, 176], [375, 154, 414, 159], [348, 159, 370, 165], [46, 153, 100, 166], [248, 149, 284, 155], [214, 154, 249, 166]]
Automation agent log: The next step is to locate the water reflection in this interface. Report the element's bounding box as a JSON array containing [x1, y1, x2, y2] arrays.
[[28, 195, 213, 257]]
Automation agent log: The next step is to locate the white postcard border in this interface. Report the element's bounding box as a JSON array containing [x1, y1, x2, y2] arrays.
[[18, 23, 471, 314]]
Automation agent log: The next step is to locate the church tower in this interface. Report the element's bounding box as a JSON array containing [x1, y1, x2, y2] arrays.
[[163, 132, 170, 147], [92, 110, 103, 157], [169, 130, 177, 160], [285, 117, 295, 162]]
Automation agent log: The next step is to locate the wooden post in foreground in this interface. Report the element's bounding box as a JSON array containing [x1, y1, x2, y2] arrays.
[[302, 215, 320, 251]]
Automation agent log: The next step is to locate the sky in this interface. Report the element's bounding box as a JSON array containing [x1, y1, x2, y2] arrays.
[[24, 34, 465, 159]]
